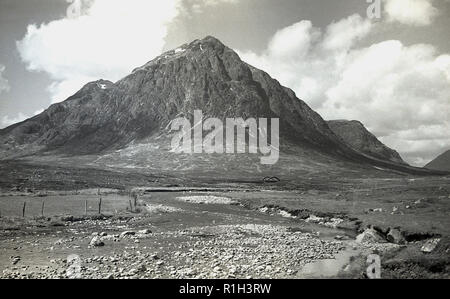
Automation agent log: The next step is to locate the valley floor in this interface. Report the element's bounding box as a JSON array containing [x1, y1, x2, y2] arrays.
[[0, 161, 449, 279]]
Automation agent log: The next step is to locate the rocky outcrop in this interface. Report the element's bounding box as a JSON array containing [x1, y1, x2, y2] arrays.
[[327, 120, 406, 165]]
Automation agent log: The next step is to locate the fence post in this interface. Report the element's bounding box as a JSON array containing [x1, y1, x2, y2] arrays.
[[85, 200, 88, 216], [41, 201, 45, 216], [98, 197, 102, 214], [22, 202, 27, 218]]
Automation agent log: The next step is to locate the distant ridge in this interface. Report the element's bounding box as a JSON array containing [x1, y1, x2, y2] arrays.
[[425, 150, 450, 172], [327, 120, 406, 165]]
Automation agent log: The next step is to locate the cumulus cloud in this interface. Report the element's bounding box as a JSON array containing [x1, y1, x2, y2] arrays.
[[17, 0, 182, 103], [384, 0, 438, 26], [1, 113, 28, 129], [17, 0, 241, 104], [0, 64, 13, 129], [182, 0, 240, 14], [0, 109, 45, 129], [0, 64, 10, 94], [239, 14, 373, 108], [238, 13, 450, 166]]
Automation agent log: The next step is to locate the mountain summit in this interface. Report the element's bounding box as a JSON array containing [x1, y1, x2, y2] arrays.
[[0, 36, 434, 177], [0, 37, 345, 155]]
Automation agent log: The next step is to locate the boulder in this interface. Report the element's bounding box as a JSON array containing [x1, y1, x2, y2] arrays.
[[387, 228, 405, 244], [356, 228, 386, 244], [89, 236, 105, 247], [421, 239, 441, 253]]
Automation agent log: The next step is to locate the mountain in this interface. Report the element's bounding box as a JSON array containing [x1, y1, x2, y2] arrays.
[[425, 150, 450, 171], [327, 120, 406, 165], [0, 36, 436, 178]]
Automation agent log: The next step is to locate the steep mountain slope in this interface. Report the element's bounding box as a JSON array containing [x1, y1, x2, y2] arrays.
[[0, 37, 347, 156], [426, 150, 450, 171], [327, 120, 406, 165], [0, 36, 438, 177]]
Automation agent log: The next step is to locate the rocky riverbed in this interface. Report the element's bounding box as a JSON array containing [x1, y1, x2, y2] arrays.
[[0, 189, 448, 279]]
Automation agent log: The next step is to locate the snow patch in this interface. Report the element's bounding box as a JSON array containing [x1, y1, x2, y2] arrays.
[[97, 83, 108, 89], [175, 48, 185, 54]]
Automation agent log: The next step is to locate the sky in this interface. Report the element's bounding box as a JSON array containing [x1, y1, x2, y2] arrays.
[[0, 0, 449, 166]]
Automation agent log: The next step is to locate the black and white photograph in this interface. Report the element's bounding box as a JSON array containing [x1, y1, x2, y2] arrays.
[[0, 0, 449, 284]]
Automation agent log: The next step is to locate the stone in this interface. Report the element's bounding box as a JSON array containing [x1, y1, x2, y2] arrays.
[[89, 236, 105, 247], [138, 229, 152, 235], [421, 239, 441, 253], [355, 228, 386, 244], [120, 231, 136, 238], [386, 228, 405, 244]]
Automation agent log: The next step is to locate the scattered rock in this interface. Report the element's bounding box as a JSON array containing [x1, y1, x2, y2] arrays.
[[90, 236, 105, 247], [138, 229, 152, 235], [356, 228, 386, 244], [263, 177, 281, 183], [176, 196, 237, 205], [10, 256, 21, 265], [387, 228, 405, 245], [421, 239, 441, 253], [120, 231, 136, 238]]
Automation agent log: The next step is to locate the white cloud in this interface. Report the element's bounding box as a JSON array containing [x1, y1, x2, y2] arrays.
[[0, 110, 44, 129], [183, 0, 240, 14], [1, 113, 28, 129], [0, 64, 11, 129], [17, 0, 182, 103], [17, 0, 241, 104], [0, 64, 10, 94], [384, 0, 438, 26], [239, 14, 373, 108], [238, 13, 450, 167]]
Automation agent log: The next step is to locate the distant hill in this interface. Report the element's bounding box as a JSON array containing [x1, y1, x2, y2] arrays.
[[327, 120, 406, 165], [425, 150, 450, 171]]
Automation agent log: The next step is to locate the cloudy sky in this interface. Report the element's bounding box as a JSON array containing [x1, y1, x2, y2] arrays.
[[0, 0, 449, 166]]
